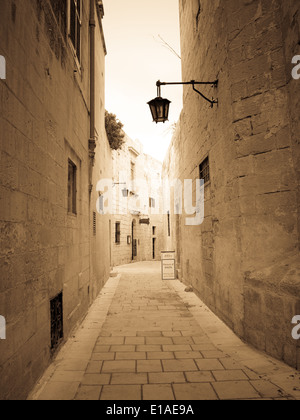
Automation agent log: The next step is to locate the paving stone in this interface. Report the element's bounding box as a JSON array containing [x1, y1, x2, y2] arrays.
[[112, 331, 137, 337], [175, 351, 203, 359], [148, 372, 186, 384], [147, 352, 175, 360], [86, 362, 103, 374], [191, 344, 217, 351], [146, 337, 173, 345], [137, 331, 162, 337], [100, 385, 142, 400], [102, 360, 136, 373], [180, 331, 207, 337], [162, 331, 182, 337], [116, 352, 146, 360], [201, 350, 227, 359], [82, 374, 111, 385], [219, 358, 244, 370], [110, 345, 136, 352], [162, 359, 198, 372], [192, 336, 211, 343], [195, 359, 225, 371], [125, 337, 145, 345], [173, 383, 218, 400], [212, 381, 261, 400], [137, 345, 162, 352], [97, 337, 125, 345], [75, 385, 102, 400], [172, 337, 195, 345], [93, 345, 111, 352], [137, 360, 163, 373], [163, 345, 192, 352], [185, 371, 215, 383], [91, 352, 115, 361], [143, 384, 175, 400], [212, 370, 249, 381], [111, 373, 148, 385]]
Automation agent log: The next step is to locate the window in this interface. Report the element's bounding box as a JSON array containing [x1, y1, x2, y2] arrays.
[[131, 162, 135, 180], [68, 159, 77, 214], [69, 0, 81, 61], [200, 156, 210, 185], [130, 161, 136, 192], [167, 211, 171, 237], [115, 222, 121, 244], [152, 226, 156, 236], [149, 197, 156, 208]]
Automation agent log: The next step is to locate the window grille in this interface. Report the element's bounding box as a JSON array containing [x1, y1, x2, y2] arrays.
[[50, 292, 63, 352], [93, 212, 96, 236], [199, 156, 210, 184]]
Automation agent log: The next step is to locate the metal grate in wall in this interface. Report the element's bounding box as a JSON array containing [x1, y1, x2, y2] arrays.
[[93, 212, 97, 236], [50, 292, 63, 352], [199, 156, 210, 184]]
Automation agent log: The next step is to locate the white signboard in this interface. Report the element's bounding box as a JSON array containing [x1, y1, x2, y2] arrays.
[[161, 251, 176, 280]]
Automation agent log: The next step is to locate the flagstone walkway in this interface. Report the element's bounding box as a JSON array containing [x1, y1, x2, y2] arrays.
[[28, 262, 300, 400]]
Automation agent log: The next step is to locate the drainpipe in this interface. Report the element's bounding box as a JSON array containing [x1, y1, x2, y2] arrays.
[[89, 0, 97, 194]]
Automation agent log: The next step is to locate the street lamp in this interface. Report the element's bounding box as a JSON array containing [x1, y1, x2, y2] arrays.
[[148, 80, 218, 124]]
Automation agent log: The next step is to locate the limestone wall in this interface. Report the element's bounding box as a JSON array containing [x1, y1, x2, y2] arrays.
[[0, 0, 112, 399], [163, 0, 300, 369]]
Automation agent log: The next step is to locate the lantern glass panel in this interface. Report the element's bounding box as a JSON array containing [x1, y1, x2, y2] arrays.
[[148, 97, 171, 123]]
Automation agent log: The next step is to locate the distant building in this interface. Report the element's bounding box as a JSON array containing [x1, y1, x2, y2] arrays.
[[0, 0, 112, 399], [111, 135, 164, 266], [163, 0, 300, 370]]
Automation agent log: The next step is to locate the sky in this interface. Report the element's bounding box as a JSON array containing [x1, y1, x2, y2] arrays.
[[102, 0, 183, 162]]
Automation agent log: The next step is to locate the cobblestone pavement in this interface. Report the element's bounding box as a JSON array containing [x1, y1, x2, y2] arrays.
[[28, 262, 300, 401]]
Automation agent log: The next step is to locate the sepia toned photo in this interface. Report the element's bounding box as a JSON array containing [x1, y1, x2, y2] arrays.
[[0, 0, 299, 403]]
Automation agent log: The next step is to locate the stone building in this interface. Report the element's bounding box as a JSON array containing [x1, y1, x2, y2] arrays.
[[109, 135, 164, 267], [163, 0, 300, 369], [0, 0, 112, 399]]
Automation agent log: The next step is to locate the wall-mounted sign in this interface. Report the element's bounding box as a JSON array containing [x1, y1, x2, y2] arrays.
[[161, 251, 176, 280]]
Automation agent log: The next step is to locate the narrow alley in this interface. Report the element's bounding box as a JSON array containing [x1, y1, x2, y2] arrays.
[[1, 0, 300, 402], [28, 262, 299, 401]]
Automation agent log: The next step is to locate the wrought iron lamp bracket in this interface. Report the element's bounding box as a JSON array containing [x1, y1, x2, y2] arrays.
[[156, 79, 218, 108]]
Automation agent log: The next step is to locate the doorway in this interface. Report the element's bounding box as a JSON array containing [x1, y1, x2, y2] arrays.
[[152, 238, 156, 260], [132, 220, 137, 260]]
